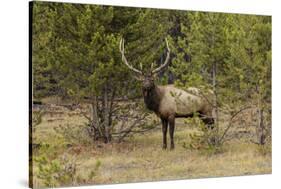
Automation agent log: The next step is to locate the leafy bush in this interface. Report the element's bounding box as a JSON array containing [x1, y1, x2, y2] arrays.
[[33, 133, 103, 187], [35, 154, 77, 187], [182, 117, 222, 155]]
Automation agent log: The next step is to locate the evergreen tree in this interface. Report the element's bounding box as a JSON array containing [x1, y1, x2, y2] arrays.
[[32, 2, 271, 144], [225, 15, 271, 144], [171, 12, 229, 140], [32, 2, 58, 98], [32, 2, 173, 142]]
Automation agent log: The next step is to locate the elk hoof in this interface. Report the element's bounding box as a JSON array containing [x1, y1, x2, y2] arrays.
[[162, 144, 167, 150], [170, 144, 175, 150]]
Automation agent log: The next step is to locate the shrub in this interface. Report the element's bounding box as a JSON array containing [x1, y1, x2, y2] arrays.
[[183, 117, 222, 155], [54, 124, 93, 146], [35, 154, 78, 187]]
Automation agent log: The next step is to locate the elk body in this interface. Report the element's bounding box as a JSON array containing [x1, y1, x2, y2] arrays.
[[119, 38, 214, 149]]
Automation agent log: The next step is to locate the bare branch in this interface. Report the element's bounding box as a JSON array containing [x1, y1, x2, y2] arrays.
[[219, 106, 253, 144]]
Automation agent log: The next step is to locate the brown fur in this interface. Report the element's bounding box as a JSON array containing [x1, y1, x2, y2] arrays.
[[143, 83, 214, 150]]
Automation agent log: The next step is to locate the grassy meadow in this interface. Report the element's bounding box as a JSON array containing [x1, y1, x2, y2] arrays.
[[31, 103, 271, 188]]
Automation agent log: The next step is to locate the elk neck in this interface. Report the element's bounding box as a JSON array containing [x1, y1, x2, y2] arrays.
[[143, 85, 162, 113]]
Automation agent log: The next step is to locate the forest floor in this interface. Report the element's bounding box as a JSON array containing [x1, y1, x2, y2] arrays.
[[31, 104, 272, 188]]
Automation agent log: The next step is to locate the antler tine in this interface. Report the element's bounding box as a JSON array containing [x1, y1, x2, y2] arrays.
[[152, 38, 171, 74], [119, 38, 143, 75], [119, 38, 123, 53], [151, 62, 154, 70]]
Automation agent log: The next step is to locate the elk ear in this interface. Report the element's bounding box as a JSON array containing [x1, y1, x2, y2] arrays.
[[134, 74, 144, 81], [152, 72, 159, 78]]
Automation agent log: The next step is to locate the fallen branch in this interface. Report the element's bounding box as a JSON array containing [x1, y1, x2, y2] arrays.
[[218, 106, 253, 144]]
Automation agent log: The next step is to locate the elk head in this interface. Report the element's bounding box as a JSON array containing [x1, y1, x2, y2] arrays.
[[119, 38, 170, 97]]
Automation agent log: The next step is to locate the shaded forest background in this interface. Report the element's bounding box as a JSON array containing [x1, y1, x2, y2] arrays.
[[30, 1, 271, 188], [32, 1, 271, 144]]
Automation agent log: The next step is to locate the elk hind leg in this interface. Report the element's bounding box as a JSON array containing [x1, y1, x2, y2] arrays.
[[161, 118, 168, 149], [168, 115, 175, 150]]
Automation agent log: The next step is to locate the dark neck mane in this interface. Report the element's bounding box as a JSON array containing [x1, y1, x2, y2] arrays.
[[143, 86, 161, 113]]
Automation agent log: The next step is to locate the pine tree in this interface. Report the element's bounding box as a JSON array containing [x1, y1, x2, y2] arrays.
[[171, 12, 229, 143], [32, 2, 173, 142], [32, 2, 58, 98], [225, 15, 271, 144], [32, 2, 271, 145]]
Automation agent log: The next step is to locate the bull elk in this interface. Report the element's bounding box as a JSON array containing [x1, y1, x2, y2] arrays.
[[119, 38, 214, 150]]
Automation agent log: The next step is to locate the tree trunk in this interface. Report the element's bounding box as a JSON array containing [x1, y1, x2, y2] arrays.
[[212, 61, 220, 145], [256, 86, 266, 145], [212, 63, 219, 129], [108, 87, 116, 128], [90, 96, 103, 141], [103, 84, 111, 143], [257, 107, 265, 145]]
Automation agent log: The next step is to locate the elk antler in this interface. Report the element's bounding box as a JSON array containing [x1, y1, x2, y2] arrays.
[[151, 38, 170, 74], [119, 38, 143, 75]]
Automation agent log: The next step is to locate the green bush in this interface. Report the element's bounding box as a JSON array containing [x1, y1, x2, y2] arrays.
[[35, 154, 77, 187], [182, 117, 222, 155]]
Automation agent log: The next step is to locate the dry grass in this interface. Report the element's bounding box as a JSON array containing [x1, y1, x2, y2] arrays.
[[88, 132, 271, 184], [31, 105, 271, 188]]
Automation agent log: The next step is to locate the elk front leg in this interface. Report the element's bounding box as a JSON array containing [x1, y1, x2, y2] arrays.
[[168, 115, 175, 150], [161, 118, 168, 149]]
